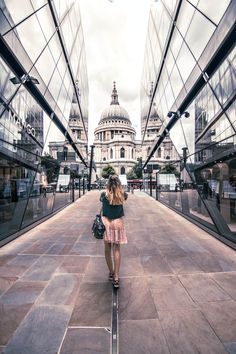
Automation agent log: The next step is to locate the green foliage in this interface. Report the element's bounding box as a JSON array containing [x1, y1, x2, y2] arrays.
[[126, 169, 138, 180], [102, 165, 116, 179], [160, 163, 179, 177], [41, 153, 60, 183], [127, 160, 143, 180]]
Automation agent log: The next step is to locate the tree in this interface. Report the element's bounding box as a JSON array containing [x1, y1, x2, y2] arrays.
[[160, 163, 179, 177], [126, 160, 143, 180], [126, 169, 137, 180], [40, 154, 60, 183], [102, 165, 116, 179]]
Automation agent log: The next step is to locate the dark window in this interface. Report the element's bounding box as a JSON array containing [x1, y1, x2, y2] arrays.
[[120, 147, 125, 158]]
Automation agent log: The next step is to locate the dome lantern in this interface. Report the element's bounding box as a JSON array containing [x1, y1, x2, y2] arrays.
[[99, 82, 131, 123], [111, 81, 119, 105]]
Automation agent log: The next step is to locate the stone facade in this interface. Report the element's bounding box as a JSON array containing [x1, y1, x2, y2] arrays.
[[94, 82, 177, 178]]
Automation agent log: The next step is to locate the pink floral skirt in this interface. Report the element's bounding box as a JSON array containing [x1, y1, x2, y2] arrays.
[[102, 216, 127, 244]]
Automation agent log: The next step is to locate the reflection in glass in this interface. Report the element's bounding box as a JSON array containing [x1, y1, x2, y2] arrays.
[[35, 44, 56, 87], [197, 0, 230, 25], [176, 42, 196, 83], [185, 10, 215, 61], [36, 5, 56, 42], [15, 13, 47, 64], [176, 0, 195, 38], [0, 0, 88, 243], [0, 60, 18, 104], [3, 0, 34, 28], [169, 64, 184, 99], [0, 157, 38, 238], [47, 68, 63, 104], [141, 0, 236, 244], [194, 159, 236, 232]]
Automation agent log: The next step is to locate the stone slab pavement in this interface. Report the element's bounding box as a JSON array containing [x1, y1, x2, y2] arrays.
[[0, 190, 236, 354]]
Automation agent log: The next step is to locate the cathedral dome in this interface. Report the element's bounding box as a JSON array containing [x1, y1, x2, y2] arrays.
[[101, 104, 130, 121], [141, 102, 159, 120], [99, 82, 131, 124]]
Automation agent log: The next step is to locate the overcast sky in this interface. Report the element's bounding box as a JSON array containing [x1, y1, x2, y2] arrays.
[[79, 0, 151, 144]]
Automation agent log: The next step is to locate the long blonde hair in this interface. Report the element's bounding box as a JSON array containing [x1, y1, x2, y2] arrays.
[[106, 175, 125, 205]]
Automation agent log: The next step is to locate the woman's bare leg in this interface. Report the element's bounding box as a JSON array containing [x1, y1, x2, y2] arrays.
[[104, 242, 113, 273], [113, 243, 120, 280]]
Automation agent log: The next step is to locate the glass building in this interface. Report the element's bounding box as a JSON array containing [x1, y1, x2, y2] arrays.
[[141, 0, 236, 246], [0, 0, 89, 245]]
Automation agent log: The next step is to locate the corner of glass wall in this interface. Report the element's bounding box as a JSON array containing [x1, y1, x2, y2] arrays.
[[0, 0, 89, 244]]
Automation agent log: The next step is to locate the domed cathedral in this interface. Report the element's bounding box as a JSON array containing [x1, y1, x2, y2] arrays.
[[141, 82, 178, 170], [49, 80, 88, 172], [94, 82, 137, 177], [69, 80, 88, 155]]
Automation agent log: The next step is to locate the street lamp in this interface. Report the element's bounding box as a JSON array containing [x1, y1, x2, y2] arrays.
[[63, 145, 68, 161], [167, 111, 190, 118], [88, 145, 95, 191], [182, 147, 188, 168], [10, 74, 39, 85]]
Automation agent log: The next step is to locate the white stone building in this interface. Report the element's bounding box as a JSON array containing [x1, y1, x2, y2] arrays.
[[93, 82, 178, 178], [94, 82, 138, 177]]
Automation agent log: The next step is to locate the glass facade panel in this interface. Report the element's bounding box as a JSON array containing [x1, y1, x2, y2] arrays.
[[158, 6, 171, 51], [12, 13, 47, 64], [0, 7, 12, 34], [60, 10, 74, 56], [35, 5, 56, 42], [63, 90, 73, 119], [170, 28, 183, 59], [0, 0, 88, 244], [3, 30, 33, 73], [53, 0, 74, 23], [227, 102, 236, 129], [185, 10, 215, 61], [31, 0, 48, 11], [4, 0, 35, 26], [57, 83, 68, 116], [0, 60, 18, 104], [47, 68, 63, 104], [34, 44, 57, 87], [196, 0, 231, 25], [164, 0, 178, 16], [48, 35, 63, 68], [176, 41, 197, 83], [210, 48, 236, 106], [141, 1, 236, 245], [165, 51, 175, 77], [169, 64, 184, 100], [176, 0, 195, 38], [212, 114, 234, 143], [164, 81, 175, 109]]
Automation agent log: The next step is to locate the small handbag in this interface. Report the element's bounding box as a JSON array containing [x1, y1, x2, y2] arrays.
[[92, 211, 105, 239]]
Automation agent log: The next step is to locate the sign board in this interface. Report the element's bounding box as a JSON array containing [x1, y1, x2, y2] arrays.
[[119, 174, 127, 186]]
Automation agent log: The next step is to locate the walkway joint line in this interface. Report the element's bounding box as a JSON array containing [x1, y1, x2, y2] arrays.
[[111, 288, 119, 354]]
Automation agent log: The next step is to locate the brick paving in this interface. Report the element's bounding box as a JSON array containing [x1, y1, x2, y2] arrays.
[[0, 190, 236, 354]]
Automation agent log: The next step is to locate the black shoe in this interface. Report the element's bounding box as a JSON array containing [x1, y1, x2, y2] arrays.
[[112, 278, 119, 289]]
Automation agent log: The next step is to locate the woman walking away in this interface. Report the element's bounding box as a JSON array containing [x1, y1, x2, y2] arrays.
[[100, 175, 128, 289]]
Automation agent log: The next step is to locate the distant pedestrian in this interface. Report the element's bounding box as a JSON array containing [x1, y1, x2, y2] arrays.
[[42, 186, 46, 197], [100, 175, 128, 289]]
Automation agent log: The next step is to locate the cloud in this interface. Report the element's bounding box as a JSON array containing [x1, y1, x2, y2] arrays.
[[79, 0, 150, 143]]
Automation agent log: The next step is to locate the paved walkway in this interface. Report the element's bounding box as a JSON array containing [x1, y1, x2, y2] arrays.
[[0, 191, 236, 354]]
